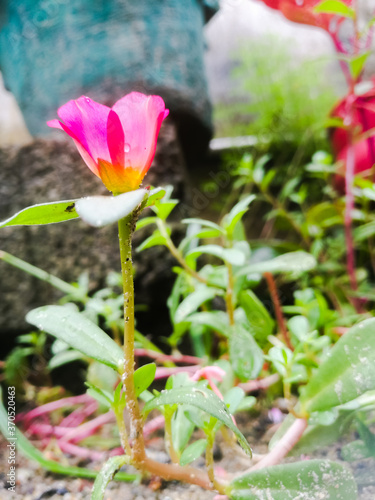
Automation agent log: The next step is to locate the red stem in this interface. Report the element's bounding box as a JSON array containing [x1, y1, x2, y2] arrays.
[[344, 138, 364, 312], [20, 394, 95, 426], [264, 272, 294, 351], [135, 348, 201, 365], [154, 365, 200, 380], [248, 418, 308, 471], [238, 374, 280, 393]]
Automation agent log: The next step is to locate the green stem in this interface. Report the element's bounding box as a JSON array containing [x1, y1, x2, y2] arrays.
[[118, 214, 145, 463], [0, 250, 83, 299], [164, 412, 179, 464], [205, 433, 226, 494], [114, 407, 132, 456], [156, 219, 207, 284], [261, 192, 311, 248]]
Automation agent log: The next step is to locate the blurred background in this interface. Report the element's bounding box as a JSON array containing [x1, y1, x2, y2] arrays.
[[0, 0, 354, 149]]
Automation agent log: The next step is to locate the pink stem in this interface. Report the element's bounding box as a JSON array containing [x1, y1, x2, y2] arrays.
[[345, 140, 362, 312], [60, 402, 98, 427], [135, 349, 202, 365], [249, 418, 308, 471], [332, 326, 349, 336], [238, 374, 280, 393], [206, 376, 224, 401], [154, 365, 200, 380], [21, 394, 94, 426], [143, 415, 166, 438], [26, 423, 71, 438], [57, 441, 107, 461], [58, 411, 114, 444]]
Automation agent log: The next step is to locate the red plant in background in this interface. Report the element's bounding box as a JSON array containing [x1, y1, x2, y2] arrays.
[[258, 0, 352, 35], [331, 81, 375, 191]]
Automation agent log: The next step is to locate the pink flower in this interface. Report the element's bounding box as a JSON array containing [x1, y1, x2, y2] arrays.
[[48, 92, 169, 194]]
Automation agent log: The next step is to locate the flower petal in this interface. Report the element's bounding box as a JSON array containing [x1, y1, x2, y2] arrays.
[[57, 96, 112, 165], [97, 159, 144, 194], [47, 118, 99, 176], [107, 110, 125, 167], [112, 92, 169, 176]]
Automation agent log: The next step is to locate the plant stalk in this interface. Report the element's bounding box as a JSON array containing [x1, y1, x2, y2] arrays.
[[248, 418, 308, 471], [118, 214, 146, 462], [156, 219, 207, 283], [205, 433, 226, 494], [264, 272, 293, 351]]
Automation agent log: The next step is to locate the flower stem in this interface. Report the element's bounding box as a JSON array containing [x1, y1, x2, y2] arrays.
[[118, 214, 146, 463]]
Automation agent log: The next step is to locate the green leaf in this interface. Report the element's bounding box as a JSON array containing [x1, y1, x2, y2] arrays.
[[230, 326, 264, 381], [180, 439, 208, 466], [151, 185, 179, 220], [26, 305, 124, 372], [186, 311, 230, 337], [341, 440, 374, 462], [238, 290, 274, 342], [172, 407, 195, 453], [182, 218, 225, 234], [314, 0, 355, 18], [229, 460, 357, 499], [143, 386, 252, 456], [174, 288, 219, 324], [137, 228, 169, 251], [224, 387, 246, 414], [348, 52, 371, 79], [92, 456, 131, 500], [86, 382, 113, 408], [0, 386, 137, 483], [134, 363, 156, 397], [136, 216, 157, 230], [354, 220, 375, 242], [222, 195, 256, 237], [0, 200, 79, 228], [145, 187, 166, 207], [185, 245, 246, 267], [48, 350, 87, 370], [75, 189, 147, 227], [236, 251, 316, 277], [301, 318, 375, 414]]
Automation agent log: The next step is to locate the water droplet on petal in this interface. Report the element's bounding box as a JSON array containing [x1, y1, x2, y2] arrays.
[[124, 143, 131, 153], [85, 97, 91, 103]]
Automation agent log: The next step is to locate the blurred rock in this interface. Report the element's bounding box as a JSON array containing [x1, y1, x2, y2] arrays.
[[0, 73, 32, 147]]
